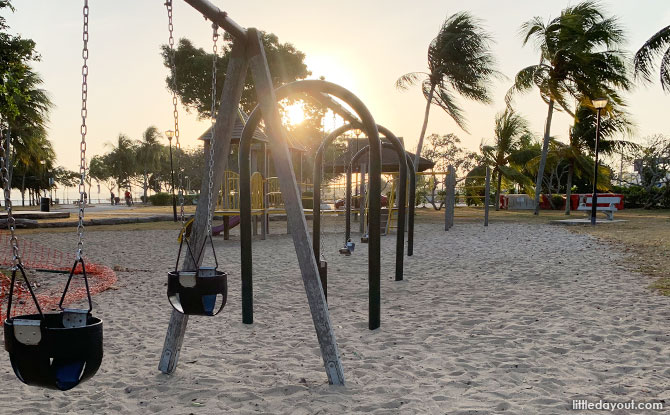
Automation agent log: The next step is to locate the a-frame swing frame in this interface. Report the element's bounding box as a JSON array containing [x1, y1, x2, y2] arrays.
[[158, 0, 357, 385]]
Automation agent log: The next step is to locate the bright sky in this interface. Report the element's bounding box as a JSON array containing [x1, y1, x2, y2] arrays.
[[6, 0, 670, 171]]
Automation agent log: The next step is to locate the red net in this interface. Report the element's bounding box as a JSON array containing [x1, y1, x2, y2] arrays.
[[0, 232, 117, 321]]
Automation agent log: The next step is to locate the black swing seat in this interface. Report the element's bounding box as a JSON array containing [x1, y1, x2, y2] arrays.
[[3, 311, 103, 391], [167, 267, 227, 316], [361, 234, 369, 243]]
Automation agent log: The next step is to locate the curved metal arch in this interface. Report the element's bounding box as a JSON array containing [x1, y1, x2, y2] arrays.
[[312, 124, 411, 283], [346, 125, 416, 257], [238, 80, 383, 330]]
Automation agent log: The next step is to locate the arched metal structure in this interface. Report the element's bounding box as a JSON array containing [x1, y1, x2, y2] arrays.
[[239, 80, 383, 330], [343, 126, 417, 257], [313, 124, 410, 286]]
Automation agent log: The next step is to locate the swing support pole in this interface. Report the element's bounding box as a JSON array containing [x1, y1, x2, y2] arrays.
[[160, 1, 346, 385]]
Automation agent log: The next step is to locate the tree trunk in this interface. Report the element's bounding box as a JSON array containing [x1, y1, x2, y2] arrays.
[[533, 99, 555, 215], [413, 84, 435, 174], [143, 170, 148, 204], [495, 168, 502, 211], [564, 160, 574, 215], [20, 174, 25, 206]]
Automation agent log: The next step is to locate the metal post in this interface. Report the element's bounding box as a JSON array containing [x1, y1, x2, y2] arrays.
[[158, 39, 249, 375], [591, 108, 602, 226], [484, 166, 490, 227], [169, 138, 177, 222], [445, 165, 455, 230]]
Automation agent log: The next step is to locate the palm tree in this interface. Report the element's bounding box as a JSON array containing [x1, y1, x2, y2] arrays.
[[136, 126, 163, 203], [4, 69, 53, 205], [562, 104, 633, 214], [507, 1, 629, 215], [396, 11, 499, 174], [480, 109, 534, 210], [634, 26, 670, 92], [106, 134, 137, 194]]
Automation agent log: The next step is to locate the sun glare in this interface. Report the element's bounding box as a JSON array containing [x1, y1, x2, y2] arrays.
[[284, 103, 306, 126]]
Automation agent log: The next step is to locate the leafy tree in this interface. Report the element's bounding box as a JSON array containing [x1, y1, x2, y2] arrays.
[[507, 1, 630, 214], [422, 133, 477, 210], [162, 33, 310, 117], [0, 0, 40, 119], [634, 26, 670, 92], [479, 109, 534, 210], [89, 154, 115, 199], [396, 11, 499, 175], [621, 134, 670, 209]]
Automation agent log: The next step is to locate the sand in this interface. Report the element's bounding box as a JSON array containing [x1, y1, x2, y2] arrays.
[[0, 219, 668, 414]]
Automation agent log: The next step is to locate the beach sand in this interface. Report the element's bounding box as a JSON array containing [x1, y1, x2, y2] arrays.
[[0, 219, 668, 414]]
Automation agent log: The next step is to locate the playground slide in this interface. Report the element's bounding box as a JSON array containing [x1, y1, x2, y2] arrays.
[[212, 215, 240, 236]]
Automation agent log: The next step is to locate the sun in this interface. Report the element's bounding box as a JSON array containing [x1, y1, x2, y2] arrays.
[[284, 102, 306, 126]]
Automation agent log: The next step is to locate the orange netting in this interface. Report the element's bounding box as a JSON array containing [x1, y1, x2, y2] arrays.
[[0, 232, 117, 322]]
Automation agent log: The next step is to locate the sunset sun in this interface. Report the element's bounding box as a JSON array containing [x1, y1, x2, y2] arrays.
[[284, 102, 306, 126]]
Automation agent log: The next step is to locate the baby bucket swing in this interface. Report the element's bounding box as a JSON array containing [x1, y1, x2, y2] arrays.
[[3, 0, 103, 391], [166, 17, 227, 316]]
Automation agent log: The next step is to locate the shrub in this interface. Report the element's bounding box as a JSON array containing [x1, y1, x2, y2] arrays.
[[551, 194, 565, 210], [148, 192, 172, 206]]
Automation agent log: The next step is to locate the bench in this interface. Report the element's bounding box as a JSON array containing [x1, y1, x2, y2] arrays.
[[577, 195, 620, 220]]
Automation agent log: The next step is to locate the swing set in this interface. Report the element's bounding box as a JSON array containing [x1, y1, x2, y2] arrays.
[[2, 0, 395, 389]]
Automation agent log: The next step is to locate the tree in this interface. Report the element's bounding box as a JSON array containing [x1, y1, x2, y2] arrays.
[[89, 154, 115, 199], [634, 26, 670, 92], [162, 33, 310, 117], [479, 109, 534, 210], [422, 133, 477, 210], [396, 11, 499, 176], [136, 126, 164, 202], [0, 0, 41, 120], [622, 134, 670, 209], [507, 1, 629, 214], [562, 104, 633, 214], [105, 134, 137, 193]]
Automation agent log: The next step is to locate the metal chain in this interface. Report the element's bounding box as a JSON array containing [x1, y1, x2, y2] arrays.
[[165, 0, 184, 224], [76, 0, 89, 259], [0, 126, 21, 266], [205, 24, 219, 236]]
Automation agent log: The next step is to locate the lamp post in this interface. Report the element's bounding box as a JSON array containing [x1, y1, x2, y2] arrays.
[[165, 129, 177, 222], [591, 98, 608, 225]]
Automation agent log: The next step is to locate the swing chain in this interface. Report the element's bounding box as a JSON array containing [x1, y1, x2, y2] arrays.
[[165, 0, 184, 224], [0, 127, 20, 266], [205, 24, 218, 236], [77, 0, 90, 259]]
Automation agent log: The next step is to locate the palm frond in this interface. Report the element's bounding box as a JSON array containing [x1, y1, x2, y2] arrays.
[[395, 72, 426, 90], [430, 84, 468, 132], [634, 25, 670, 84]]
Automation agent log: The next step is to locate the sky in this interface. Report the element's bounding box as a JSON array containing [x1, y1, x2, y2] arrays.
[[5, 0, 670, 172]]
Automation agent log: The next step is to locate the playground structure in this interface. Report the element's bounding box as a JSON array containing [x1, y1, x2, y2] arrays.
[[415, 165, 492, 230], [156, 0, 399, 386], [312, 123, 413, 303]]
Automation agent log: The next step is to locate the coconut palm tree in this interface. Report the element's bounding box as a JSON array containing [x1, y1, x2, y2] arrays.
[[396, 11, 499, 174], [480, 109, 534, 210], [136, 126, 164, 203], [562, 103, 634, 214], [507, 1, 629, 215], [634, 25, 670, 92], [3, 69, 53, 205], [106, 134, 137, 194]]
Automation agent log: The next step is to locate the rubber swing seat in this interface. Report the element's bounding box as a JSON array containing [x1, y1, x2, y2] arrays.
[[3, 312, 103, 391], [167, 267, 227, 316]]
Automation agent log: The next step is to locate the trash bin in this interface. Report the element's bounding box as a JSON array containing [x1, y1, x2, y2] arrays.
[[40, 197, 50, 212]]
